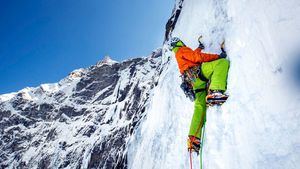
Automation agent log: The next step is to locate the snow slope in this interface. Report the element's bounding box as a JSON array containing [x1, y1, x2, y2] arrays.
[[129, 0, 300, 169]]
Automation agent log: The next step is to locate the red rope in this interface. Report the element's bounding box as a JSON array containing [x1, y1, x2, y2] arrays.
[[189, 150, 193, 169]]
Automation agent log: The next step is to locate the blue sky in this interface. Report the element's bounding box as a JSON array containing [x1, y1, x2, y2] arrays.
[[0, 0, 173, 94]]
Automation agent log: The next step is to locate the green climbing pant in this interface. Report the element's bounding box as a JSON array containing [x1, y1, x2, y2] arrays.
[[189, 58, 230, 138]]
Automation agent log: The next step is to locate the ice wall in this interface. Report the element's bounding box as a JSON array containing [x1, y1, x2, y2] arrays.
[[129, 0, 300, 169]]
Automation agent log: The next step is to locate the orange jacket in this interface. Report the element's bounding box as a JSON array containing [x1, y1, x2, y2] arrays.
[[175, 47, 219, 74]]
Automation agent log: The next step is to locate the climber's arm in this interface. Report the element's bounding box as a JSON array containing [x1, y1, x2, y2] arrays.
[[180, 47, 220, 63], [194, 48, 219, 62]]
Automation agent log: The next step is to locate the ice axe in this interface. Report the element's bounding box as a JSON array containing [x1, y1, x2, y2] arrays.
[[220, 40, 225, 52], [198, 35, 203, 43]]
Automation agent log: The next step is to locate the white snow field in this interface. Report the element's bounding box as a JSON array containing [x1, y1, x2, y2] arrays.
[[128, 0, 300, 169]]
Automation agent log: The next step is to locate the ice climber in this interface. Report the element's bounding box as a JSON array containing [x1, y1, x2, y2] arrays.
[[170, 37, 230, 153]]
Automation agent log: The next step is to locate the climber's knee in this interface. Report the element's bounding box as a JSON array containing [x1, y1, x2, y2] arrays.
[[218, 58, 230, 67]]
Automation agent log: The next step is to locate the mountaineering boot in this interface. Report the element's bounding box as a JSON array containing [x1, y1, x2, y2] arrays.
[[187, 136, 201, 154], [206, 90, 228, 105]]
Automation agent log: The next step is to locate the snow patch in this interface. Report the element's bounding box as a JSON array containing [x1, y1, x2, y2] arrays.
[[0, 93, 16, 102]]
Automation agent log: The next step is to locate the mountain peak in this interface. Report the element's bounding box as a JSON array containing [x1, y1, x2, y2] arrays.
[[97, 56, 118, 66]]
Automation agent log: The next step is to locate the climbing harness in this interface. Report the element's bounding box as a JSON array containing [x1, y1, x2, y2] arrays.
[[183, 65, 209, 84], [180, 65, 209, 101]]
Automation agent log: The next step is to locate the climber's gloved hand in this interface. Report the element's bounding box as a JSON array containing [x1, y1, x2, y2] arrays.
[[219, 51, 227, 58], [198, 36, 205, 49], [198, 42, 205, 49]]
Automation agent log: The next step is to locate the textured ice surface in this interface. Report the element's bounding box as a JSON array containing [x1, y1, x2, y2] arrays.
[[128, 0, 300, 169]]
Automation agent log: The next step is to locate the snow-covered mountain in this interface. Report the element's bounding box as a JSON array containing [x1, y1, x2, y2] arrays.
[[2, 0, 300, 169], [0, 49, 165, 168]]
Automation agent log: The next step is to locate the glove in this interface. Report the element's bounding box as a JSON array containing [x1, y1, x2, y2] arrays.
[[219, 51, 227, 58], [198, 42, 205, 49], [198, 36, 205, 49]]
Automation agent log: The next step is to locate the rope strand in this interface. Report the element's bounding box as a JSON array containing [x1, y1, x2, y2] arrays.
[[200, 122, 206, 169], [189, 150, 193, 169]]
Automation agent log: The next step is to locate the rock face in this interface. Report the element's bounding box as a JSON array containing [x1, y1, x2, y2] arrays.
[[0, 49, 164, 169]]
